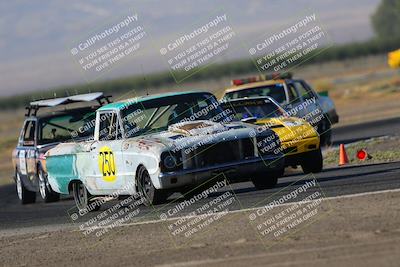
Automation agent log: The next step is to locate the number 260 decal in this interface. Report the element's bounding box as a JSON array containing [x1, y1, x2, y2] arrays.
[[98, 146, 117, 182]]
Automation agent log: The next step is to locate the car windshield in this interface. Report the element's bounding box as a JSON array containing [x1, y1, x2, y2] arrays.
[[224, 83, 287, 104], [222, 100, 285, 120], [38, 109, 96, 144], [121, 93, 229, 138]]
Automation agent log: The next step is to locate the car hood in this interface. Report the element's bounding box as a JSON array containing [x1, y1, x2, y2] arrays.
[[123, 120, 262, 153], [255, 117, 317, 142]]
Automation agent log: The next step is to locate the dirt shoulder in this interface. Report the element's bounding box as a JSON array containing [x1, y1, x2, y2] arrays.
[[324, 136, 400, 167], [1, 190, 399, 267]]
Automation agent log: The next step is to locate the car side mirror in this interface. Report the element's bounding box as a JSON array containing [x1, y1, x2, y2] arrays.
[[241, 117, 257, 124]]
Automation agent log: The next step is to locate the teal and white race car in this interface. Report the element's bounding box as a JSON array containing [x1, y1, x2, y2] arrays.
[[45, 91, 285, 211]]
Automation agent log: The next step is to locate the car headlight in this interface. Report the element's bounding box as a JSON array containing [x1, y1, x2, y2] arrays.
[[160, 152, 182, 172], [164, 155, 177, 169]]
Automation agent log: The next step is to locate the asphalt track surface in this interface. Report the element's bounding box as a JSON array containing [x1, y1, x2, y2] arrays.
[[332, 116, 400, 145], [0, 117, 399, 232]]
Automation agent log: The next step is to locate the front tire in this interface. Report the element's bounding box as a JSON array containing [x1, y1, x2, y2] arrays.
[[72, 182, 100, 212], [301, 148, 323, 174], [137, 166, 168, 206], [16, 172, 36, 204], [38, 168, 60, 203], [251, 169, 283, 190]]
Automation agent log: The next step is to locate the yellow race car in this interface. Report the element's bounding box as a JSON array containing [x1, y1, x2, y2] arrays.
[[221, 96, 323, 174], [221, 73, 339, 146]]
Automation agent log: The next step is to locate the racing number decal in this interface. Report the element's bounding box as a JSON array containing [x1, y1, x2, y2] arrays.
[[98, 146, 117, 182]]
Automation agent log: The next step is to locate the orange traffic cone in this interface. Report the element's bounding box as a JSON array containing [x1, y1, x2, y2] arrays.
[[339, 144, 349, 166]]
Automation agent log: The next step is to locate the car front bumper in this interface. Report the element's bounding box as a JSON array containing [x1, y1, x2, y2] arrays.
[[284, 150, 318, 166], [157, 155, 284, 189], [281, 136, 319, 155]]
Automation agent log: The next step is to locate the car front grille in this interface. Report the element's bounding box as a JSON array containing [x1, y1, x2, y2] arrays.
[[183, 138, 255, 169]]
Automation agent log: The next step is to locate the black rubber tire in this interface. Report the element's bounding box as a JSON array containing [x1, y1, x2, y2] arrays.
[[38, 167, 60, 203], [137, 166, 168, 206], [301, 148, 323, 174], [16, 172, 36, 204], [318, 119, 332, 147], [72, 182, 101, 212], [251, 169, 283, 190]]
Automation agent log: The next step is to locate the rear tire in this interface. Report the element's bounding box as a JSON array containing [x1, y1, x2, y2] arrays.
[[251, 169, 283, 190], [72, 182, 101, 212], [38, 167, 60, 203], [301, 148, 323, 174], [137, 166, 168, 206], [16, 172, 36, 204]]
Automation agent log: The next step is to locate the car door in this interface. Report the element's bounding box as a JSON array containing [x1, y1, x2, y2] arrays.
[[86, 110, 126, 194], [288, 80, 322, 121], [16, 119, 38, 191]]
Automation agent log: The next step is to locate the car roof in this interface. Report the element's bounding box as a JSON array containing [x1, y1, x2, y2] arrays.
[[26, 106, 97, 121], [29, 92, 104, 107], [26, 92, 111, 117], [98, 91, 211, 111], [224, 79, 287, 94], [222, 96, 275, 103]]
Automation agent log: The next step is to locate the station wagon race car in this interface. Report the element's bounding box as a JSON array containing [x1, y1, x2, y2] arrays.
[[11, 92, 111, 204], [221, 96, 322, 174], [45, 92, 285, 211], [221, 73, 339, 146]]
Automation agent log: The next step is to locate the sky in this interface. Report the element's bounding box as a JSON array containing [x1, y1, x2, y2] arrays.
[[0, 0, 380, 97]]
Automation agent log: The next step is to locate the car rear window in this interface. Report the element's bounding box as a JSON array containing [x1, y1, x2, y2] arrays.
[[38, 110, 96, 144], [225, 102, 284, 120], [224, 84, 287, 104]]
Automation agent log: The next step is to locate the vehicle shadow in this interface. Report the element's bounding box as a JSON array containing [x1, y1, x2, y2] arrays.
[[228, 161, 400, 196]]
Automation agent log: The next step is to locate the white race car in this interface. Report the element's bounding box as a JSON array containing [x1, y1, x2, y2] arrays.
[[46, 91, 285, 210]]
